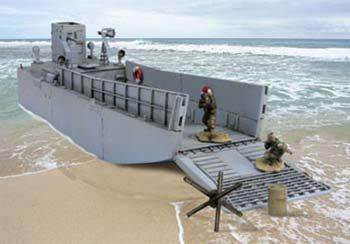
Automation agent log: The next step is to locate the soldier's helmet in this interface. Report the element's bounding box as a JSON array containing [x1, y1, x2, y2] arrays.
[[267, 132, 276, 142], [201, 86, 213, 95]]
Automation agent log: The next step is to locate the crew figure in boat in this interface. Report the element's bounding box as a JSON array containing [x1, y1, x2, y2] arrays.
[[256, 132, 293, 173], [198, 86, 217, 132]]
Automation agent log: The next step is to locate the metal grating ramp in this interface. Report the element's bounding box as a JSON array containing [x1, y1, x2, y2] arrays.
[[189, 154, 240, 179], [175, 142, 332, 212], [236, 142, 265, 161], [218, 166, 331, 211]]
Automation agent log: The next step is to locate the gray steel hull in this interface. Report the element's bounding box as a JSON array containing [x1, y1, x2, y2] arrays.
[[17, 68, 183, 164]]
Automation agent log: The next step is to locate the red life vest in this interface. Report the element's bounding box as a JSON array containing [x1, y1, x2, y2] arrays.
[[132, 66, 144, 84]]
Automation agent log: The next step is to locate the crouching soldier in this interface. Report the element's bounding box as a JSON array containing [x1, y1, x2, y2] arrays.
[[256, 132, 292, 173], [264, 132, 292, 164], [198, 86, 217, 132]]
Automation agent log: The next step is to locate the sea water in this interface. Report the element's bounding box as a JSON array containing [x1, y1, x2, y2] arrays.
[[1, 38, 350, 130], [0, 38, 349, 242]]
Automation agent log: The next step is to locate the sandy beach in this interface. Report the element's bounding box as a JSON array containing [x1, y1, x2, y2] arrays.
[[0, 159, 195, 244], [1, 122, 349, 244]]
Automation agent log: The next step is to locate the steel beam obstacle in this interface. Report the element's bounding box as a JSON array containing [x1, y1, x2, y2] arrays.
[[184, 171, 243, 232]]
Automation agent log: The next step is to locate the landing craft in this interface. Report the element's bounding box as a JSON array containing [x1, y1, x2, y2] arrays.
[[17, 22, 330, 212]]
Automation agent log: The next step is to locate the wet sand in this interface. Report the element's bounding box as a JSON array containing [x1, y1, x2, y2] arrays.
[[1, 122, 350, 243], [0, 160, 198, 244]]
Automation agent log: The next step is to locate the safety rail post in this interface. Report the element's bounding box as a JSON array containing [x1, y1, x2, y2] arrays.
[[102, 80, 105, 103], [164, 92, 169, 126], [71, 71, 74, 90], [124, 84, 128, 111], [150, 90, 154, 121], [80, 75, 84, 94], [91, 78, 94, 98], [61, 69, 65, 86], [137, 87, 141, 116], [113, 82, 117, 106]]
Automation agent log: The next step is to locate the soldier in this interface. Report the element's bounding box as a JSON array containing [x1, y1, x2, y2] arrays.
[[198, 86, 217, 132], [263, 132, 292, 165]]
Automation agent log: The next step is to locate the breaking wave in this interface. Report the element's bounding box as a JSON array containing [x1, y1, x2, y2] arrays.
[[0, 40, 51, 47], [1, 39, 350, 60], [114, 42, 350, 60]]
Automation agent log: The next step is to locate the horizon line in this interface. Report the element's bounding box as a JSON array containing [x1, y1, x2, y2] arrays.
[[1, 37, 350, 41]]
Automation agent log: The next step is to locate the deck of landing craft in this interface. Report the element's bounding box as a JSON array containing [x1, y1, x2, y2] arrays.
[[180, 124, 255, 151]]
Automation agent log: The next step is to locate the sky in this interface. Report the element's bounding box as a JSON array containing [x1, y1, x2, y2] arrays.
[[0, 0, 349, 39]]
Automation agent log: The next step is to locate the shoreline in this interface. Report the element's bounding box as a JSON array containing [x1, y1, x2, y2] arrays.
[[0, 160, 197, 244], [1, 122, 349, 243]]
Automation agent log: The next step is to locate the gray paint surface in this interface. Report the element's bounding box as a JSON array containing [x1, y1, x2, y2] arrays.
[[18, 61, 270, 166], [51, 22, 86, 65], [126, 61, 267, 138], [61, 66, 189, 132], [18, 67, 183, 164]]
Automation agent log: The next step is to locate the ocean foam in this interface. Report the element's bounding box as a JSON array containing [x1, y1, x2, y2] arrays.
[[333, 236, 350, 244], [1, 39, 350, 60], [34, 147, 57, 170], [10, 143, 28, 160], [343, 143, 350, 158], [170, 202, 185, 244], [19, 104, 97, 159], [227, 224, 250, 243], [0, 161, 87, 180], [0, 40, 51, 48], [0, 104, 98, 179], [110, 41, 350, 60]]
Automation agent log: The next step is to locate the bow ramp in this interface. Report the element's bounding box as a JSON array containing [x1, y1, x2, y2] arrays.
[[174, 128, 331, 212]]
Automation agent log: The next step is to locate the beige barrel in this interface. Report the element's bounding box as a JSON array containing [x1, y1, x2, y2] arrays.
[[268, 184, 288, 216]]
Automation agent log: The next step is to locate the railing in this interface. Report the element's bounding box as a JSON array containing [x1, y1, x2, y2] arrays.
[[59, 68, 189, 132]]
